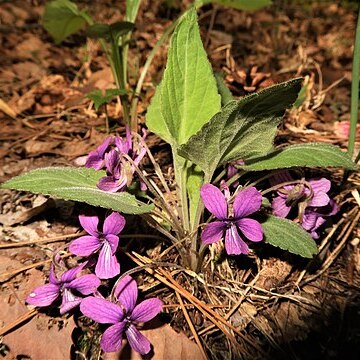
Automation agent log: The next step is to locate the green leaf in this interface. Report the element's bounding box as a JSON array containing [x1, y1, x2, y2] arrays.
[[86, 88, 127, 111], [146, 83, 173, 144], [110, 22, 135, 39], [215, 73, 233, 106], [43, 0, 90, 44], [238, 143, 357, 171], [262, 215, 317, 258], [178, 78, 302, 176], [1, 167, 153, 215], [196, 0, 272, 11], [146, 8, 221, 146], [86, 23, 111, 39], [293, 83, 308, 108], [87, 22, 134, 41], [126, 0, 141, 23]]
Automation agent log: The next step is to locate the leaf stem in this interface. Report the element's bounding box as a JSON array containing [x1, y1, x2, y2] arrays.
[[110, 34, 130, 126]]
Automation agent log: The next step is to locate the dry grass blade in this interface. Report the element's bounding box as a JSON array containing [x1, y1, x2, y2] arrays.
[[175, 292, 208, 360], [0, 232, 85, 249]]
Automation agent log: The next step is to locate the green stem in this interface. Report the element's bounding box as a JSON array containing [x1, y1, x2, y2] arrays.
[[174, 154, 190, 233], [348, 5, 360, 158]]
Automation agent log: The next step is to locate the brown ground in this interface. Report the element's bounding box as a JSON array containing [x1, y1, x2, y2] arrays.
[[0, 1, 359, 359]]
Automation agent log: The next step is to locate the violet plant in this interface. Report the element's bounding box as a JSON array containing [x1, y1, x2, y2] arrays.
[[1, 6, 358, 356]]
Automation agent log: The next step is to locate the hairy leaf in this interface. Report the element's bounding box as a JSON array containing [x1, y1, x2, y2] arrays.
[[262, 215, 317, 258], [146, 8, 221, 146], [178, 79, 302, 176], [1, 167, 153, 215], [43, 0, 90, 44], [238, 143, 357, 171]]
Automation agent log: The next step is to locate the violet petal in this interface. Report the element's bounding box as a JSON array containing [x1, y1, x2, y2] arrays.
[[100, 321, 127, 353], [95, 242, 120, 279], [60, 263, 86, 283], [131, 298, 163, 323], [97, 176, 124, 192], [67, 274, 101, 295], [104, 149, 120, 173], [114, 275, 138, 312], [60, 288, 82, 314], [224, 224, 249, 255], [103, 212, 126, 236], [26, 284, 60, 307], [272, 196, 291, 218], [85, 137, 112, 170], [125, 324, 151, 355], [233, 187, 262, 218], [200, 184, 227, 220], [85, 152, 105, 170], [69, 235, 101, 256], [79, 214, 99, 237], [105, 234, 120, 254], [236, 218, 263, 242], [80, 297, 124, 324], [201, 221, 226, 245], [302, 212, 318, 231], [49, 265, 59, 285]]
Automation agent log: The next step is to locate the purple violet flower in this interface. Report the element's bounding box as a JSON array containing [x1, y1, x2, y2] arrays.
[[302, 200, 339, 239], [80, 275, 163, 354], [96, 126, 147, 192], [200, 184, 263, 255], [26, 263, 100, 314], [85, 137, 113, 170], [69, 212, 125, 279], [97, 149, 129, 192], [271, 172, 331, 218]]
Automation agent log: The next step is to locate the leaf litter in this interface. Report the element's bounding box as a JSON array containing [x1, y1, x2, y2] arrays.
[[0, 1, 359, 359]]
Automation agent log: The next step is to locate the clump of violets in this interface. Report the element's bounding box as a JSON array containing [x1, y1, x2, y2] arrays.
[[271, 171, 338, 238], [69, 212, 125, 279], [200, 183, 263, 255], [80, 275, 163, 354], [26, 262, 100, 314], [85, 126, 146, 192]]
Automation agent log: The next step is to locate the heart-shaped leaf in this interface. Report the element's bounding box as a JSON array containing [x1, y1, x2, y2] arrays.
[[43, 0, 91, 44]]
